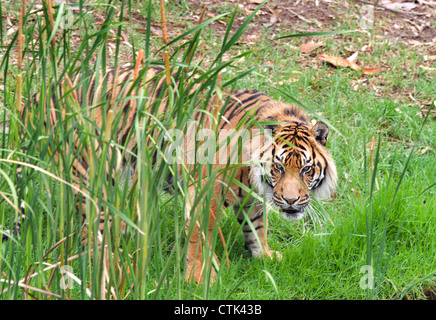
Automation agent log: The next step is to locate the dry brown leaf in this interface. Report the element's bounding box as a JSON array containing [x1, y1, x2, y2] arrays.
[[421, 147, 430, 154], [300, 42, 325, 54], [318, 54, 381, 75], [121, 31, 129, 43], [347, 51, 358, 63], [419, 102, 436, 118], [263, 14, 277, 27], [382, 1, 418, 11], [350, 77, 364, 90], [318, 53, 361, 71], [420, 66, 436, 71], [362, 67, 380, 74], [288, 71, 302, 83]]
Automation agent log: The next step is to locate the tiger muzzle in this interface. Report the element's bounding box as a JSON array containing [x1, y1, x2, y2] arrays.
[[278, 195, 310, 220], [282, 203, 307, 215]]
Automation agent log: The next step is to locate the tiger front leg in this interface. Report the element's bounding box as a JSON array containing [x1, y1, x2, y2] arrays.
[[237, 207, 282, 261], [184, 219, 218, 283], [184, 186, 220, 283]]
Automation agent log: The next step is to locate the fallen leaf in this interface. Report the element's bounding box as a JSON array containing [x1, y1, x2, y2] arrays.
[[420, 66, 436, 71], [300, 42, 325, 54], [347, 51, 359, 63], [419, 102, 436, 119], [319, 53, 381, 75], [318, 53, 361, 71], [6, 28, 16, 36], [288, 75, 300, 83], [423, 55, 436, 62], [351, 78, 368, 91], [362, 67, 380, 74], [135, 27, 162, 36], [55, 0, 83, 10], [421, 147, 430, 154], [263, 14, 277, 27], [135, 27, 147, 33], [382, 1, 417, 11], [408, 93, 433, 106], [121, 31, 129, 43]]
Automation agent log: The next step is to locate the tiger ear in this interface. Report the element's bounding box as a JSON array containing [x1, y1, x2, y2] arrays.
[[312, 121, 329, 146], [263, 116, 278, 134]]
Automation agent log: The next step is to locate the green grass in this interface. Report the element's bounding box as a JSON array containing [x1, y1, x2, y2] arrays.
[[0, 0, 435, 300]]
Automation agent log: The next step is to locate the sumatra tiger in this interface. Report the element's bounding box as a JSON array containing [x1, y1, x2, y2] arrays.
[[9, 65, 337, 283], [183, 88, 337, 282]]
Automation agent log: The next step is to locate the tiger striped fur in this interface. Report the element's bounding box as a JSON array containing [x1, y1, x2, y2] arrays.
[[184, 89, 337, 282]]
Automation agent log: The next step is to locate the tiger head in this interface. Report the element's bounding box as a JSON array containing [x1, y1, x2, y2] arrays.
[[250, 109, 337, 221]]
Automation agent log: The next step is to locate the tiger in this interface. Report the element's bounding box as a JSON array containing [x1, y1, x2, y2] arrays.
[[183, 88, 337, 282], [8, 64, 337, 284]]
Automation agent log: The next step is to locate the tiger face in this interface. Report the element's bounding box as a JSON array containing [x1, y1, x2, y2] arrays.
[[256, 119, 336, 221]]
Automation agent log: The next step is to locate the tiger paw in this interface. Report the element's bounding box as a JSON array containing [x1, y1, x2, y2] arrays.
[[185, 259, 217, 284], [264, 249, 282, 261]]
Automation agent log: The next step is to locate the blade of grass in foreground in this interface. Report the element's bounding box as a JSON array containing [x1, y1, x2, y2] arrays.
[[274, 30, 357, 40]]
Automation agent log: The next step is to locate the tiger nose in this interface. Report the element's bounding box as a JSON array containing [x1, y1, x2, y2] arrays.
[[283, 196, 300, 205]]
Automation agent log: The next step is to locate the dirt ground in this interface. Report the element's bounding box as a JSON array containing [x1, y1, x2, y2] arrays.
[[2, 1, 435, 65], [1, 1, 434, 127], [185, 0, 436, 45], [180, 0, 435, 112]]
